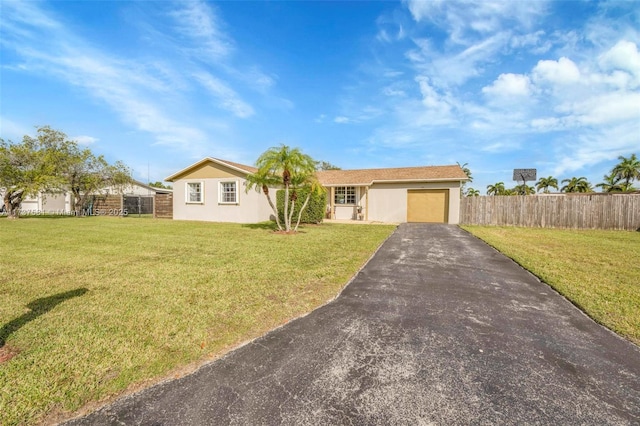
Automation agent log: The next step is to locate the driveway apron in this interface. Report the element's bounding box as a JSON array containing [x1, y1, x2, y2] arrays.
[[66, 224, 640, 425]]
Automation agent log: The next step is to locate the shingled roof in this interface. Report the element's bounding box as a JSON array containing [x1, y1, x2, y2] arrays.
[[213, 158, 258, 174], [168, 157, 468, 185], [316, 165, 468, 186]]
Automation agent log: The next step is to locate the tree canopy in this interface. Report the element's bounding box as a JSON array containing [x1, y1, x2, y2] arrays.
[[0, 126, 131, 218]]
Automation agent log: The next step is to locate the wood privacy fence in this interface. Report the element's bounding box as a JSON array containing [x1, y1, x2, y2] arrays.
[[460, 194, 640, 231]]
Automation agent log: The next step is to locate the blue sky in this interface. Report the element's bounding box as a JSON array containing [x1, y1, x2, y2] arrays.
[[1, 0, 639, 193]]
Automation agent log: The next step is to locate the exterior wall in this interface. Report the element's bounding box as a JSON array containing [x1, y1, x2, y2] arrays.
[[172, 177, 274, 223], [20, 192, 71, 213], [367, 181, 461, 224]]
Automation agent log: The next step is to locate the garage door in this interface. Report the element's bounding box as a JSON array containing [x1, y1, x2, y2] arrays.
[[407, 189, 449, 223]]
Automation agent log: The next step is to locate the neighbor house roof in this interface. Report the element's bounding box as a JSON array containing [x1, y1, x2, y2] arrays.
[[316, 165, 469, 186]]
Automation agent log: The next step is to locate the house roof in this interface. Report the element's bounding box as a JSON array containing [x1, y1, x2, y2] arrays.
[[316, 165, 469, 186], [130, 179, 173, 194], [166, 157, 468, 186], [165, 157, 257, 182]]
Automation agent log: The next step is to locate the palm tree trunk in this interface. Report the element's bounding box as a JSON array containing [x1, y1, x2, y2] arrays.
[[262, 187, 282, 231], [294, 194, 311, 232], [284, 184, 290, 231], [288, 198, 296, 231]]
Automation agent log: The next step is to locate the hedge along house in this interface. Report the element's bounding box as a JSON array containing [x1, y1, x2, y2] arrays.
[[166, 158, 469, 224]]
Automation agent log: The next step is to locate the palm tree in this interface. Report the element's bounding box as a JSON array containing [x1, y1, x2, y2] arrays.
[[535, 176, 559, 193], [245, 168, 283, 230], [486, 182, 506, 196], [595, 172, 624, 193], [457, 162, 472, 195], [466, 188, 480, 197], [612, 153, 640, 189], [249, 145, 317, 232], [561, 177, 593, 193], [513, 184, 535, 195]]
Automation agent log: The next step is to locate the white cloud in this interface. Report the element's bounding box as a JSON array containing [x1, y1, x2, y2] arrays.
[[73, 135, 98, 145], [405, 0, 547, 44], [482, 73, 532, 97], [334, 116, 351, 124], [532, 57, 581, 85]]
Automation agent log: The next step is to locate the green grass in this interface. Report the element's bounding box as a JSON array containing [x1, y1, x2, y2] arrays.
[[462, 226, 640, 345], [0, 217, 395, 425]]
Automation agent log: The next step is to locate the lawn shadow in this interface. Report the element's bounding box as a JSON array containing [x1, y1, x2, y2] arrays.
[[0, 288, 88, 348], [242, 221, 279, 231]]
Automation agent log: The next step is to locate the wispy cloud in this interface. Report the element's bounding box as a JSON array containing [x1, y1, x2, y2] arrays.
[[168, 0, 232, 59], [193, 72, 255, 118]]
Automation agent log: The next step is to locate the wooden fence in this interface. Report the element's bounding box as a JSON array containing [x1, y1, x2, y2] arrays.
[[460, 194, 640, 231]]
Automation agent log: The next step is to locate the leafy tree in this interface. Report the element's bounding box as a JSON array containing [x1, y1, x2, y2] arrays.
[[486, 182, 506, 196], [535, 176, 559, 193], [561, 177, 593, 193], [60, 148, 131, 216], [465, 188, 480, 197], [247, 145, 323, 232], [611, 154, 639, 190], [315, 161, 341, 171], [596, 172, 625, 193], [1, 126, 131, 218], [1, 126, 72, 218], [149, 181, 172, 189]]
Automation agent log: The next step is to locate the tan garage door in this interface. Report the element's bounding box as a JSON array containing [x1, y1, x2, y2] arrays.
[[407, 189, 449, 223]]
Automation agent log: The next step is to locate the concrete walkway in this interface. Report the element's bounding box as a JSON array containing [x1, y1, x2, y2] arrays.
[[66, 224, 640, 425]]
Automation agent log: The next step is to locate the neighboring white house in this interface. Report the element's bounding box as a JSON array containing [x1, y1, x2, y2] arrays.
[[165, 157, 469, 224], [5, 180, 172, 214]]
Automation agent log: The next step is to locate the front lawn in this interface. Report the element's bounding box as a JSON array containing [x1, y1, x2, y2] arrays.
[[0, 217, 395, 425], [462, 226, 640, 345]]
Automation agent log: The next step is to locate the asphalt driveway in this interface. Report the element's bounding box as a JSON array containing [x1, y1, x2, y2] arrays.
[[65, 224, 640, 425]]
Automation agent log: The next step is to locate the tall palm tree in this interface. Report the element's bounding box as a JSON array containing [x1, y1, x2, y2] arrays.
[[466, 188, 480, 197], [561, 177, 593, 193], [535, 176, 559, 193], [595, 172, 624, 193], [251, 145, 317, 232], [486, 182, 506, 196], [457, 162, 473, 195], [612, 153, 640, 189]]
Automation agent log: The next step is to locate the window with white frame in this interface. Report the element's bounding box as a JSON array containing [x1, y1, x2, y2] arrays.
[[334, 186, 356, 204], [186, 182, 203, 203], [219, 181, 238, 204]]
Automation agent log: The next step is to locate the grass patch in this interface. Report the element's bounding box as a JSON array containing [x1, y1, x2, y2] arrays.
[[462, 226, 640, 345], [0, 217, 395, 425]]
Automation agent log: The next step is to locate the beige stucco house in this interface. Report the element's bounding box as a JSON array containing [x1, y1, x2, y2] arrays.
[[165, 157, 468, 224]]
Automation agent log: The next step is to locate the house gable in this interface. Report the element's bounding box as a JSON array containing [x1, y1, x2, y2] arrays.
[[166, 158, 256, 182]]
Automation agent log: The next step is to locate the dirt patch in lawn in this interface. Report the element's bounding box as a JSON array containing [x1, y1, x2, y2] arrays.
[[0, 345, 20, 363]]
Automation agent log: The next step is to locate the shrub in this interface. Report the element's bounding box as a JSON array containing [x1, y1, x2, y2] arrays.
[[276, 188, 326, 224]]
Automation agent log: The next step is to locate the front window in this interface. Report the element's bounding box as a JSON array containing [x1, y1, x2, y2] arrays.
[[220, 181, 238, 203], [187, 182, 202, 203], [335, 186, 356, 205]]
